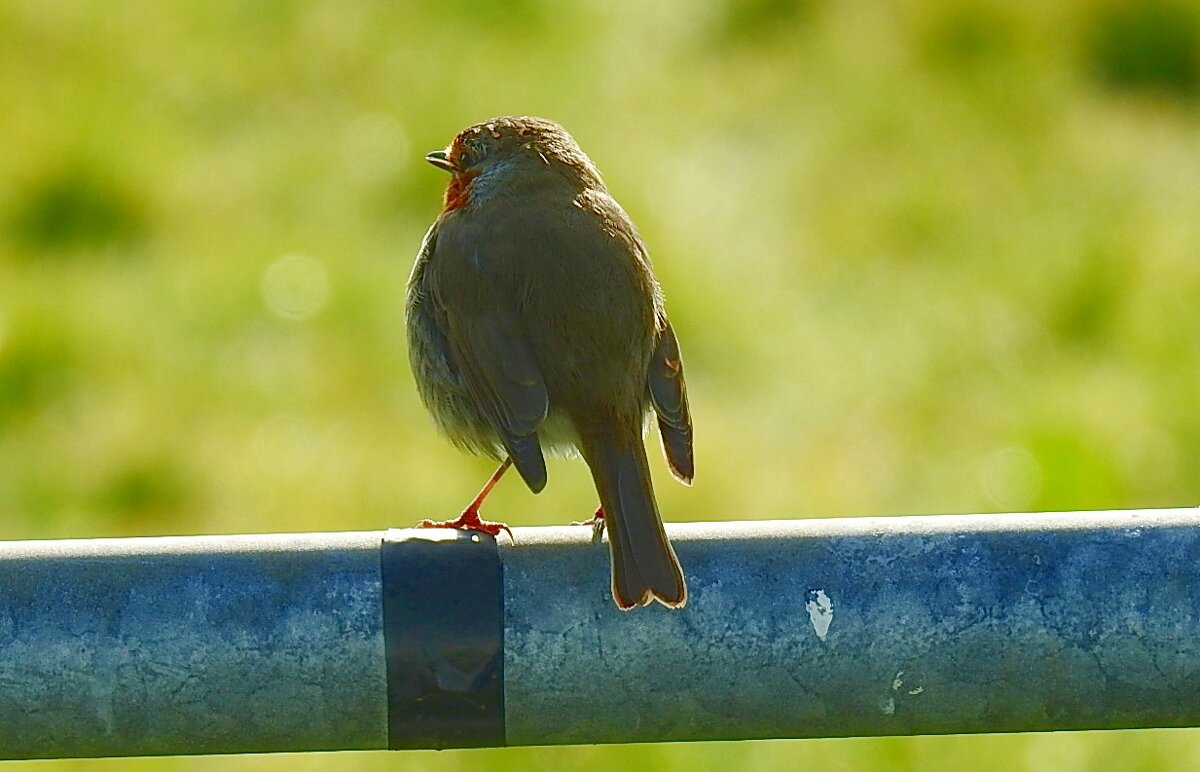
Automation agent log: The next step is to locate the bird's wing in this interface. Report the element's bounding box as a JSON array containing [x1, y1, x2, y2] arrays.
[[427, 236, 550, 493], [647, 318, 694, 484]]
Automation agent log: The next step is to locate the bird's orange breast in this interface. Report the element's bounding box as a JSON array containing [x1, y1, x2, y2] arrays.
[[442, 170, 479, 212]]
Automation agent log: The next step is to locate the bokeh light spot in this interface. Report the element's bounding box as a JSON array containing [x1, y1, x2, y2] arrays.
[[341, 113, 408, 184], [261, 255, 330, 321], [982, 446, 1043, 511]]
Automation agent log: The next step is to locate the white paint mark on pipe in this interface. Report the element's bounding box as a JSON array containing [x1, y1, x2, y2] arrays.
[[805, 589, 833, 641]]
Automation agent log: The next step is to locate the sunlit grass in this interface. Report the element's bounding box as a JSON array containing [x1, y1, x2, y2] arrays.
[[2, 0, 1199, 769]]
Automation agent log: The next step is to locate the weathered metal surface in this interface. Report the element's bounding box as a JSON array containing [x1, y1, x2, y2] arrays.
[[0, 532, 385, 758], [503, 510, 1200, 744]]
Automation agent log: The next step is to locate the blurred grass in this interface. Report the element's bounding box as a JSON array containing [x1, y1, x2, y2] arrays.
[[1, 0, 1200, 769]]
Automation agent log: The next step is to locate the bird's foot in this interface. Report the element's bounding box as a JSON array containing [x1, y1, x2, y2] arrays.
[[571, 506, 606, 541], [417, 507, 513, 542]]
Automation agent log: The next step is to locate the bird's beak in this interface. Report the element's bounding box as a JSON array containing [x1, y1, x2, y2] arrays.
[[425, 150, 459, 173]]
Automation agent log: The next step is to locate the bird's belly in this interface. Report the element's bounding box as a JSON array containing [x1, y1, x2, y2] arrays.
[[536, 404, 654, 459], [538, 409, 582, 458]]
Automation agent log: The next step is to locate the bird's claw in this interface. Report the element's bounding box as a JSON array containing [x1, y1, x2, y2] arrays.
[[416, 511, 514, 542], [571, 507, 606, 541]]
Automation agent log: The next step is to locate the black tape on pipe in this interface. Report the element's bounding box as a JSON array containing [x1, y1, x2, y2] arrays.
[[380, 529, 504, 749]]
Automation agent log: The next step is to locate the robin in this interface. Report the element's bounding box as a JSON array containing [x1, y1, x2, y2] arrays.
[[406, 116, 693, 610]]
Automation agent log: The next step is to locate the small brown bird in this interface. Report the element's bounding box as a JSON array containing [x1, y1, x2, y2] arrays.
[[405, 116, 693, 610]]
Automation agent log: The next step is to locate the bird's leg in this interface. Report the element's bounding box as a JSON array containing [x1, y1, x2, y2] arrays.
[[571, 506, 606, 541], [417, 457, 514, 541]]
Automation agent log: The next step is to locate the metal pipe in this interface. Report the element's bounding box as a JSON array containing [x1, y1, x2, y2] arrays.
[[0, 508, 1197, 758], [0, 532, 386, 758]]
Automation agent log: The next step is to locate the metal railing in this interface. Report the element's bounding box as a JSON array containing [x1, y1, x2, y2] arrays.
[[0, 508, 1197, 758]]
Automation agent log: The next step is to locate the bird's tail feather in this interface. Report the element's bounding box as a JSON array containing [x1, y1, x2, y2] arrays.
[[580, 428, 686, 610]]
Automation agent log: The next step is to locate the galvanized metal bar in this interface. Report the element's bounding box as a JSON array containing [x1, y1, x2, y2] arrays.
[[0, 532, 387, 758], [504, 508, 1200, 744], [0, 508, 1197, 758]]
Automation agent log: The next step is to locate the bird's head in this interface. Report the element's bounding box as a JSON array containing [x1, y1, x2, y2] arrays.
[[427, 116, 605, 212]]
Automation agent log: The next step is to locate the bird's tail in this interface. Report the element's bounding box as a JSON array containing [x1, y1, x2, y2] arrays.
[[579, 426, 687, 610]]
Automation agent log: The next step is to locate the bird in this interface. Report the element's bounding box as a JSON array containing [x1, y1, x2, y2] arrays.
[[405, 116, 693, 610]]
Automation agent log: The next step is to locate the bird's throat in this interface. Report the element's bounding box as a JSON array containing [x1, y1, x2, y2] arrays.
[[442, 171, 478, 212]]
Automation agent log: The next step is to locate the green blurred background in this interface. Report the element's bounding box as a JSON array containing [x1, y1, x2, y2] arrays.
[[2, 0, 1199, 769]]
